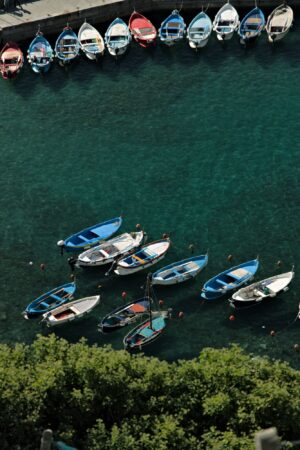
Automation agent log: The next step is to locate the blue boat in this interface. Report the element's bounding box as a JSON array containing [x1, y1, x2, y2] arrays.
[[27, 30, 54, 74], [151, 254, 208, 285], [123, 312, 170, 350], [55, 25, 80, 64], [238, 7, 265, 44], [23, 282, 76, 319], [158, 10, 186, 46], [187, 12, 212, 49], [201, 259, 259, 300], [57, 217, 122, 252], [104, 18, 132, 57]]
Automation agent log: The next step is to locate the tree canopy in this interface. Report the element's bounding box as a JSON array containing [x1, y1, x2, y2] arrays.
[[0, 334, 299, 449]]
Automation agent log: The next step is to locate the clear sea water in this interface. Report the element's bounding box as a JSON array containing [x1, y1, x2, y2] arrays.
[[1, 9, 300, 368]]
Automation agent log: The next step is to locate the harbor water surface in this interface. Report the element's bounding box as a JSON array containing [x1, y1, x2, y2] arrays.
[[1, 12, 300, 368]]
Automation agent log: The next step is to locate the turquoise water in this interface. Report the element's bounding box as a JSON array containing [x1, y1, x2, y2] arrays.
[[1, 10, 300, 368]]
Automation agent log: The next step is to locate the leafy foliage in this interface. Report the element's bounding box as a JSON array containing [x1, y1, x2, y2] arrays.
[[0, 335, 299, 449]]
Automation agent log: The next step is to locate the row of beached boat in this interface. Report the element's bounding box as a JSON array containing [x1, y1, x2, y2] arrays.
[[0, 3, 294, 79], [22, 215, 297, 350]]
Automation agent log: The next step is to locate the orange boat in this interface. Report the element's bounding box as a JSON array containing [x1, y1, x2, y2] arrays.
[[0, 42, 23, 79], [129, 11, 157, 48]]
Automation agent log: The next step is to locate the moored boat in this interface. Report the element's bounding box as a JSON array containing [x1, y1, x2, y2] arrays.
[[201, 259, 259, 300], [123, 310, 171, 350], [129, 11, 157, 47], [105, 18, 132, 57], [76, 231, 144, 267], [99, 297, 151, 333], [23, 282, 76, 319], [57, 216, 122, 252], [27, 30, 54, 74], [55, 25, 80, 65], [78, 21, 105, 60], [238, 7, 265, 44], [213, 3, 239, 41], [41, 295, 100, 326], [230, 270, 294, 309], [158, 10, 186, 46], [151, 254, 208, 285], [187, 11, 212, 49], [266, 4, 293, 43], [0, 42, 23, 79], [114, 238, 171, 276]]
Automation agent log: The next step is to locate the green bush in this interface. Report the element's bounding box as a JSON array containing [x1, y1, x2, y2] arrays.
[[0, 334, 298, 449]]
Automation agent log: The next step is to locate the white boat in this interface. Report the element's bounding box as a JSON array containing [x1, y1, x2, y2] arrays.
[[114, 238, 171, 276], [230, 270, 294, 309], [41, 295, 100, 326], [213, 3, 239, 41], [78, 21, 105, 60], [266, 4, 293, 43], [76, 231, 144, 267], [105, 18, 131, 57], [187, 11, 212, 49]]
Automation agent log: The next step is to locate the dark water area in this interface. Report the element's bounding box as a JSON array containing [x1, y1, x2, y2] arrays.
[[1, 9, 300, 369]]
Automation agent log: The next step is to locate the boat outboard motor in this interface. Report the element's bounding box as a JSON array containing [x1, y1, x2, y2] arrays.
[[57, 240, 65, 255]]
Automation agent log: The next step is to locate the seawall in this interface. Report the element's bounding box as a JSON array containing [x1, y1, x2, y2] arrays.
[[0, 0, 299, 42]]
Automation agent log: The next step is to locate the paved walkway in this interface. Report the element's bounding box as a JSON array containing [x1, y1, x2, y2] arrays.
[[0, 0, 119, 28]]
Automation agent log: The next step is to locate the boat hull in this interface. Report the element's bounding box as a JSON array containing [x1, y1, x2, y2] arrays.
[[201, 259, 259, 300], [151, 254, 208, 285], [77, 231, 144, 267], [230, 271, 294, 309], [216, 30, 235, 41], [115, 252, 166, 275], [189, 38, 209, 49], [24, 282, 76, 319], [42, 295, 100, 326], [99, 297, 151, 333], [123, 312, 170, 350]]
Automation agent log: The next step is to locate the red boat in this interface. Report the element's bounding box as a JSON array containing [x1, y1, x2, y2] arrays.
[[0, 42, 23, 80], [129, 12, 157, 48]]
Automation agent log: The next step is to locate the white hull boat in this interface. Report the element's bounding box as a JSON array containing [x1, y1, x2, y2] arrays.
[[78, 22, 105, 60], [77, 231, 144, 267], [213, 3, 239, 41], [266, 4, 293, 43], [230, 270, 294, 309], [41, 295, 100, 326], [105, 18, 131, 57], [114, 239, 171, 276], [187, 12, 212, 49]]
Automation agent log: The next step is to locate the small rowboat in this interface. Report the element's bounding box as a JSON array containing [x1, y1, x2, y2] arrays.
[[213, 3, 239, 41], [187, 12, 212, 49], [55, 25, 80, 65], [238, 7, 265, 45], [77, 231, 144, 267], [114, 238, 171, 276], [159, 10, 186, 46], [230, 270, 294, 309], [151, 254, 208, 285], [57, 216, 122, 252], [27, 31, 54, 74], [266, 4, 293, 43], [201, 259, 259, 300], [123, 311, 170, 350], [41, 295, 100, 326], [78, 21, 105, 60], [129, 11, 157, 48], [99, 297, 151, 333], [0, 42, 23, 79], [105, 18, 132, 57], [23, 282, 76, 319]]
